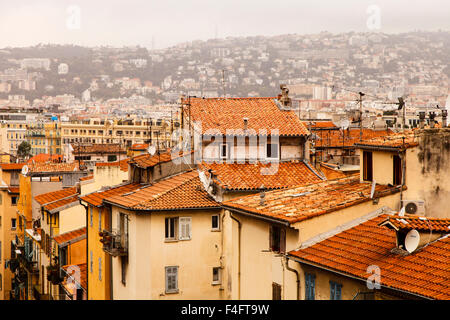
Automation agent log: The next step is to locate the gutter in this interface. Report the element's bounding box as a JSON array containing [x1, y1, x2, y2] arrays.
[[285, 255, 300, 300], [288, 255, 433, 300], [229, 212, 241, 300], [79, 200, 89, 300]]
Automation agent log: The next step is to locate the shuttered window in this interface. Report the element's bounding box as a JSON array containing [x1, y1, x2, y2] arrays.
[[165, 266, 178, 293], [272, 282, 282, 300], [178, 217, 192, 240], [269, 225, 286, 253], [363, 151, 373, 181], [98, 257, 102, 281], [330, 281, 342, 300], [98, 208, 102, 232], [90, 251, 93, 273], [90, 206, 93, 227], [305, 273, 316, 300]]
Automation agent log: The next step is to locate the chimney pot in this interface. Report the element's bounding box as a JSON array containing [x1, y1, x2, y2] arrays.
[[243, 118, 249, 130]]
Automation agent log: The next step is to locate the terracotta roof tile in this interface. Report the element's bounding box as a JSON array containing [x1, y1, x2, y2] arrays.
[[95, 158, 129, 172], [73, 143, 126, 154], [105, 170, 219, 211], [129, 150, 192, 169], [380, 215, 450, 232], [318, 163, 347, 181], [289, 214, 450, 300], [223, 176, 402, 224], [27, 154, 63, 164], [199, 161, 324, 191], [187, 97, 309, 136], [131, 143, 149, 151], [79, 175, 93, 181], [354, 130, 419, 150], [0, 163, 25, 170], [28, 161, 80, 173], [7, 186, 20, 193], [79, 182, 142, 207], [53, 227, 86, 245], [313, 128, 393, 148], [35, 187, 80, 211]]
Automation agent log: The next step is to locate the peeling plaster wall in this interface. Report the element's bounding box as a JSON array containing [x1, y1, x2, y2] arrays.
[[406, 129, 450, 218]]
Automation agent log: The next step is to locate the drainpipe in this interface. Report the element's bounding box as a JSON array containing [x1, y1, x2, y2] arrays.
[[229, 212, 241, 300], [285, 256, 300, 300], [79, 200, 89, 300]]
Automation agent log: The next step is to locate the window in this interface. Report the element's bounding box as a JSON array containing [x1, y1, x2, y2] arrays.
[[165, 266, 178, 293], [212, 267, 221, 285], [266, 143, 279, 159], [363, 151, 373, 181], [305, 273, 316, 300], [330, 281, 342, 300], [0, 273, 2, 291], [165, 217, 177, 240], [11, 196, 18, 206], [98, 208, 102, 232], [211, 214, 220, 231], [272, 282, 282, 300], [11, 218, 16, 230], [393, 155, 402, 185], [178, 217, 192, 240], [269, 225, 286, 253], [107, 155, 117, 162], [220, 143, 228, 159], [99, 257, 102, 281], [90, 251, 93, 273], [90, 207, 93, 227]]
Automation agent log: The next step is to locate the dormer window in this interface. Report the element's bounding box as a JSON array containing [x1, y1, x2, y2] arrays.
[[220, 143, 228, 160], [266, 143, 279, 160]]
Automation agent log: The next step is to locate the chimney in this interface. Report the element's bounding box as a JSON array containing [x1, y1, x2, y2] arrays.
[[279, 84, 291, 107], [429, 112, 436, 128], [442, 109, 448, 128], [243, 117, 249, 131], [259, 185, 266, 206], [419, 111, 426, 129]]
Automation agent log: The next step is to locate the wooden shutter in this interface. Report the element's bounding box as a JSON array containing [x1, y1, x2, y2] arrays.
[[280, 228, 286, 253], [179, 217, 191, 240], [272, 282, 282, 300]]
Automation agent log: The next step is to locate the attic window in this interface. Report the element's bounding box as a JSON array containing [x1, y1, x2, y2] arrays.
[[266, 143, 279, 160], [220, 143, 228, 160]]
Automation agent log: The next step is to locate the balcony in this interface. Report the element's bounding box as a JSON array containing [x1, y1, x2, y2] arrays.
[[100, 229, 128, 257]]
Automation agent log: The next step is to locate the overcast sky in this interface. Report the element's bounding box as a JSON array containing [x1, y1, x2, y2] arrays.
[[0, 0, 449, 49]]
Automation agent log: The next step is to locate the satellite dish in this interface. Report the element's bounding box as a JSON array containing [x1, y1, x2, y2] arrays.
[[21, 165, 29, 176], [370, 180, 376, 198], [340, 119, 350, 130], [147, 145, 156, 156], [399, 207, 406, 217], [405, 229, 420, 253]]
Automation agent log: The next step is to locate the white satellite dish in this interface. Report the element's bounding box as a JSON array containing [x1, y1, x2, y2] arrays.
[[198, 170, 211, 190], [21, 165, 29, 176], [405, 229, 420, 253], [147, 145, 156, 156], [399, 207, 406, 217]]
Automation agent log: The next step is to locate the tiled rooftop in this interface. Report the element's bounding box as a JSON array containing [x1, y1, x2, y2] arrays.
[[380, 215, 450, 232], [28, 161, 79, 173], [129, 150, 192, 169], [223, 176, 402, 224], [289, 214, 450, 300], [105, 170, 220, 211], [313, 128, 393, 148], [53, 227, 86, 245], [199, 161, 324, 191], [27, 154, 63, 164], [73, 143, 126, 154], [79, 182, 142, 207], [79, 175, 93, 181], [95, 158, 129, 172], [34, 187, 80, 212], [354, 130, 418, 150], [130, 143, 149, 150], [318, 163, 348, 181], [0, 163, 25, 170], [187, 97, 309, 136]]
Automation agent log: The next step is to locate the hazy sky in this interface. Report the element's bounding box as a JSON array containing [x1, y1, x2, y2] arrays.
[[0, 0, 449, 49]]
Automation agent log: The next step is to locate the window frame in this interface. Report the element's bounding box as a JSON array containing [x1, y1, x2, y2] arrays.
[[219, 143, 228, 160], [11, 218, 17, 230], [178, 217, 192, 241], [165, 266, 179, 294], [269, 225, 286, 253], [212, 267, 221, 285], [165, 217, 178, 241], [266, 142, 280, 160], [305, 273, 316, 300], [363, 151, 373, 181], [211, 214, 220, 231], [330, 281, 342, 300]]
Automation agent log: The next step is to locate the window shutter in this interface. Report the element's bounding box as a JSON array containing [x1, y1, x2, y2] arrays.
[[280, 228, 286, 253], [179, 217, 191, 240], [330, 282, 335, 300], [99, 208, 102, 232], [99, 257, 102, 281]]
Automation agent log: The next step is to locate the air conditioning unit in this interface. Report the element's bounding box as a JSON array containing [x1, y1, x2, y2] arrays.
[[401, 200, 425, 215]]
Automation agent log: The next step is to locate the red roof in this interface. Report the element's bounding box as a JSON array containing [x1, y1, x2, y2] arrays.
[[53, 227, 86, 244], [0, 163, 25, 170], [95, 158, 129, 172], [131, 143, 149, 151], [129, 150, 192, 169], [79, 183, 142, 207], [27, 154, 63, 164], [355, 130, 419, 150], [105, 171, 219, 211], [289, 214, 450, 300], [313, 128, 393, 148], [223, 176, 402, 224], [187, 97, 309, 136], [199, 161, 324, 191], [34, 187, 80, 212], [380, 215, 450, 232]]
